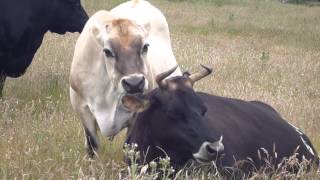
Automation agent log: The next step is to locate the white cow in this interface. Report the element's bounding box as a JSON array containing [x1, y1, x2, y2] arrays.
[[69, 0, 181, 157]]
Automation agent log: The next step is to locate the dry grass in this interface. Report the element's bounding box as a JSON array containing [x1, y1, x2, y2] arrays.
[[1, 0, 319, 179]]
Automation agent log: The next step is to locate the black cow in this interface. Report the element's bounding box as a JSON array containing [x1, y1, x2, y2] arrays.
[[0, 0, 88, 96], [123, 65, 319, 175]]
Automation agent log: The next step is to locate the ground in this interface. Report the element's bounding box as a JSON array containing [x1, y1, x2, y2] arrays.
[[0, 0, 319, 179]]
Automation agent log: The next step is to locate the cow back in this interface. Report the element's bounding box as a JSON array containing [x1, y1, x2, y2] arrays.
[[197, 92, 318, 169]]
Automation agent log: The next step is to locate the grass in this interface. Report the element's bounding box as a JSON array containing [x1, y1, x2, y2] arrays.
[[1, 0, 320, 179]]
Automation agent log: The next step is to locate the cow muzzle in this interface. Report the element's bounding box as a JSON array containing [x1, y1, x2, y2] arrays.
[[193, 136, 224, 163], [121, 74, 147, 94]]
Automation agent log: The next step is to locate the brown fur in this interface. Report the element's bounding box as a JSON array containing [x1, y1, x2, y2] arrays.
[[111, 19, 136, 48]]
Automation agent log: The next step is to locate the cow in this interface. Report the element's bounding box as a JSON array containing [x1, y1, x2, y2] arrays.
[[0, 0, 88, 97], [123, 65, 319, 176], [69, 0, 181, 158]]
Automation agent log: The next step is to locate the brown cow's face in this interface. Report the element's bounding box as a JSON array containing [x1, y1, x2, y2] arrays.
[[92, 19, 151, 95]]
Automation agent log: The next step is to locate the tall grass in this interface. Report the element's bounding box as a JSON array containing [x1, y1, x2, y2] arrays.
[[1, 0, 319, 178]]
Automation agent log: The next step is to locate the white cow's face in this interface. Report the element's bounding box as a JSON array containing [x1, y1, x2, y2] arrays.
[[92, 19, 151, 96]]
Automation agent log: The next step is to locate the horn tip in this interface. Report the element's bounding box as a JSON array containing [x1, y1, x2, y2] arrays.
[[200, 64, 213, 74]]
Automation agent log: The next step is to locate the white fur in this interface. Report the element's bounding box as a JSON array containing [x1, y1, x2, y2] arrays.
[[70, 0, 181, 142], [288, 122, 315, 156], [193, 136, 224, 163]]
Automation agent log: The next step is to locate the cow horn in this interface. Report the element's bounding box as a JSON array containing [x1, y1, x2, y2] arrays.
[[189, 64, 213, 83], [155, 65, 178, 88]]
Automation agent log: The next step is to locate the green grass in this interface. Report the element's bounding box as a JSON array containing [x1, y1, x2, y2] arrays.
[[1, 0, 320, 179]]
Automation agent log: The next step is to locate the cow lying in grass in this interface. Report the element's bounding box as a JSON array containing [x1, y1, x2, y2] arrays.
[[123, 65, 319, 176]]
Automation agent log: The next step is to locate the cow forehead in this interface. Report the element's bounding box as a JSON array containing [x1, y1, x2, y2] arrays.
[[167, 77, 192, 91], [160, 81, 206, 112], [109, 36, 143, 53], [109, 19, 144, 49]]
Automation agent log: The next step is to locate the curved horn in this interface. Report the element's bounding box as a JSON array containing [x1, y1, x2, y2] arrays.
[[189, 64, 213, 83], [155, 65, 178, 87]]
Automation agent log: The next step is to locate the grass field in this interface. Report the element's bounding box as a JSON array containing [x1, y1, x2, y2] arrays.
[[1, 0, 320, 179]]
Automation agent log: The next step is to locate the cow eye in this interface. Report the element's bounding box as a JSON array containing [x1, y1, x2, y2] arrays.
[[103, 49, 114, 58], [141, 44, 149, 54]]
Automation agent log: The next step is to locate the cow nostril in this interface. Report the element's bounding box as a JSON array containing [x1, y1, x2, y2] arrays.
[[122, 76, 145, 94], [122, 79, 131, 92], [138, 77, 145, 90]]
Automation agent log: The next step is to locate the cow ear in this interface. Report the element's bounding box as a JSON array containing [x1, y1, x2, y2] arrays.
[[121, 95, 150, 113], [142, 22, 151, 37], [90, 22, 108, 46]]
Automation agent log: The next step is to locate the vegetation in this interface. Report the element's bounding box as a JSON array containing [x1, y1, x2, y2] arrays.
[[1, 0, 319, 179]]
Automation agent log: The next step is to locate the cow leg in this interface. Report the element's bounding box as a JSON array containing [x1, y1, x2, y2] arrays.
[[70, 88, 100, 158], [0, 74, 6, 98], [84, 125, 98, 158], [79, 107, 99, 158]]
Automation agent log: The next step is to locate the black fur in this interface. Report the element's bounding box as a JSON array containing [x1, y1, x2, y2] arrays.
[[126, 76, 319, 174], [0, 0, 88, 94]]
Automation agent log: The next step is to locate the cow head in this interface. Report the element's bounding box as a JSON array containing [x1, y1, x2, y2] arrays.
[[48, 0, 88, 34], [91, 17, 151, 96], [123, 65, 224, 167]]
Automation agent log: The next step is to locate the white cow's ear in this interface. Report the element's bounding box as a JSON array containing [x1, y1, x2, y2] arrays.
[[90, 22, 107, 46], [142, 22, 151, 38]]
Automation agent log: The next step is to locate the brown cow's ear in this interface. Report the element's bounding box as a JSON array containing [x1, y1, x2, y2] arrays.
[[121, 95, 150, 113]]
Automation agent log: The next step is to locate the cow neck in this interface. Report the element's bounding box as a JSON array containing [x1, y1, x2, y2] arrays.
[[85, 59, 134, 137]]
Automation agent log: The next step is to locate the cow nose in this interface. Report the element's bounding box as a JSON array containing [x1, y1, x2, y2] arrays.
[[205, 143, 223, 156], [193, 136, 224, 163], [122, 76, 145, 94]]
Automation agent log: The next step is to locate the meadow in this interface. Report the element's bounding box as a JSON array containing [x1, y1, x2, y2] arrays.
[[0, 0, 319, 179]]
